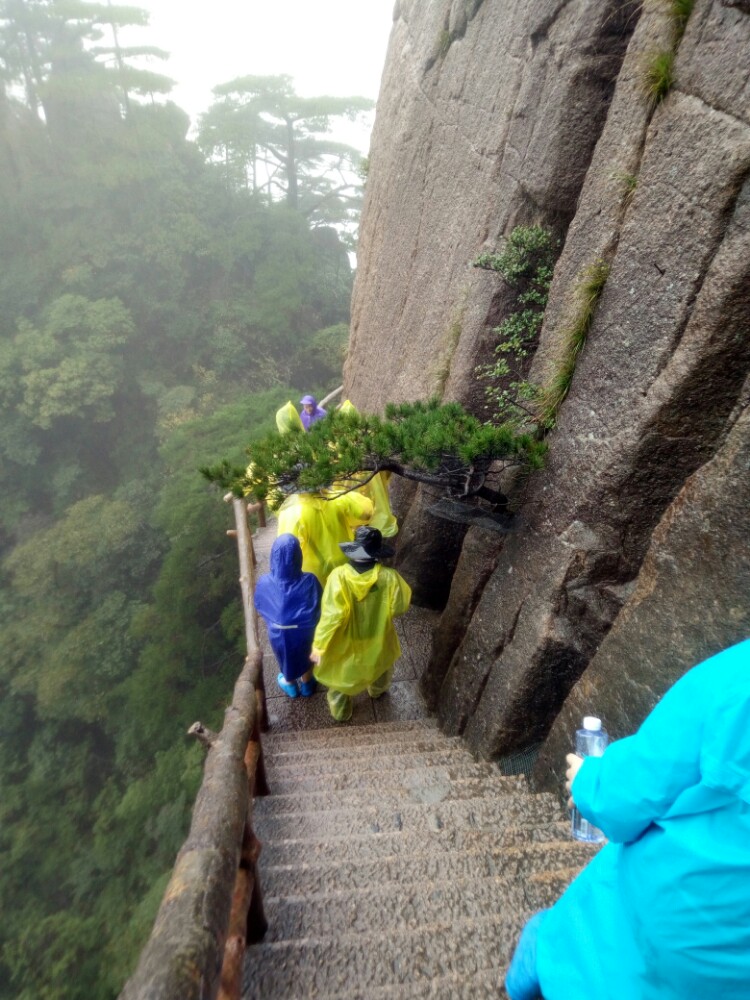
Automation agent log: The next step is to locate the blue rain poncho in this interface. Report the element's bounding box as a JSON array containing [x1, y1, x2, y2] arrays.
[[312, 562, 411, 696], [254, 534, 322, 683], [526, 639, 750, 1000]]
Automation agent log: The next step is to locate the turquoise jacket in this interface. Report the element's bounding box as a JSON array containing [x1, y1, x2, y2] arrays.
[[536, 639, 750, 999]]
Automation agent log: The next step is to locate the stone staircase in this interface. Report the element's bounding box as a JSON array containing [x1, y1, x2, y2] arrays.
[[242, 718, 598, 998]]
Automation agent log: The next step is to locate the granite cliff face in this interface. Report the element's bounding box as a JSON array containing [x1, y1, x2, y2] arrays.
[[344, 0, 750, 779]]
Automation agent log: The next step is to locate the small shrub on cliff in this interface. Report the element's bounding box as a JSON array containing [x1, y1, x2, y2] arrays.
[[473, 225, 560, 423]]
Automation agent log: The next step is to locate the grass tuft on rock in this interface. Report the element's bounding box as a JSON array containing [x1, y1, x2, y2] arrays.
[[536, 260, 610, 429]]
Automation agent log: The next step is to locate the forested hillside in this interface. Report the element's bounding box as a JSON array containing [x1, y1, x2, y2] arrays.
[[0, 3, 365, 996]]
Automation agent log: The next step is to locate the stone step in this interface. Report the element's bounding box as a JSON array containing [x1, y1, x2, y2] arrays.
[[525, 864, 588, 909], [266, 741, 482, 781], [264, 733, 469, 769], [253, 791, 563, 843], [243, 913, 520, 998], [254, 773, 528, 818], [263, 875, 527, 945], [262, 718, 438, 749], [262, 842, 590, 923], [260, 818, 573, 868], [265, 756, 498, 794], [322, 968, 510, 1000]]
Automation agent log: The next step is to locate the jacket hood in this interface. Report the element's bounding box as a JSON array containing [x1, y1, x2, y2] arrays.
[[342, 562, 381, 601], [270, 533, 304, 581], [276, 401, 305, 434]]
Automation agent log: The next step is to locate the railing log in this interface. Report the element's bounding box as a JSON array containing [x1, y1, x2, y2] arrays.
[[121, 497, 270, 999], [120, 646, 264, 1000]]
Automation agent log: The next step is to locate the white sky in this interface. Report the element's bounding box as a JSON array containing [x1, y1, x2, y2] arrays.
[[129, 0, 395, 150]]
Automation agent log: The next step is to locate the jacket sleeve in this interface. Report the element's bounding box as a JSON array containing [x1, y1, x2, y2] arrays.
[[572, 668, 704, 844], [389, 572, 412, 618], [313, 570, 350, 654]]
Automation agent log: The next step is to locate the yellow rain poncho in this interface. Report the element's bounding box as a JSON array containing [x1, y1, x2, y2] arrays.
[[312, 563, 411, 696], [337, 400, 398, 537], [244, 403, 305, 504], [276, 401, 305, 434], [276, 491, 373, 585]]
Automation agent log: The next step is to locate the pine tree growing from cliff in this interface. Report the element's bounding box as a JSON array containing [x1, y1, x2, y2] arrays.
[[201, 399, 546, 507]]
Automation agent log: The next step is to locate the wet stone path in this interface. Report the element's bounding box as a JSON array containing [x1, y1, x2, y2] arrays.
[[252, 520, 439, 734]]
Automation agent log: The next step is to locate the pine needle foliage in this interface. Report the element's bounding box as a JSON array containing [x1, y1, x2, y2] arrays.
[[201, 399, 547, 503]]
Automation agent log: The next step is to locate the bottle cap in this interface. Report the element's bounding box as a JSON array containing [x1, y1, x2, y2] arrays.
[[583, 716, 602, 731]]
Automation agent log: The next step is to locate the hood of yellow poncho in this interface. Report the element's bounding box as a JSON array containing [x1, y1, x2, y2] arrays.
[[340, 562, 381, 600]]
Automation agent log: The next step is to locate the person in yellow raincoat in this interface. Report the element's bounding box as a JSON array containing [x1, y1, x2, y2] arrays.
[[244, 402, 304, 506], [336, 400, 398, 538], [276, 490, 373, 586], [276, 400, 305, 434], [310, 526, 412, 722]]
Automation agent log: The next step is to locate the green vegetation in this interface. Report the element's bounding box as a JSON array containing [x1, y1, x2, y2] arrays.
[[669, 0, 695, 36], [612, 170, 639, 206], [437, 28, 455, 58], [0, 2, 366, 996], [643, 0, 695, 105], [202, 399, 547, 506], [536, 260, 610, 429], [644, 49, 676, 105], [473, 226, 560, 423], [432, 298, 465, 398], [197, 75, 373, 250]]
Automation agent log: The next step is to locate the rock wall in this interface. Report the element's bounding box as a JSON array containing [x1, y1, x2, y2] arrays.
[[345, 0, 750, 763], [534, 386, 750, 789]]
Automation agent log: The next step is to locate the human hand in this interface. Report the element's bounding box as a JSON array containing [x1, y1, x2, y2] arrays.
[[309, 649, 321, 665], [565, 753, 584, 809]]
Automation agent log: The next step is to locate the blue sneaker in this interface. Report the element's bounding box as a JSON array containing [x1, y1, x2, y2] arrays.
[[277, 673, 298, 698], [299, 677, 316, 697]]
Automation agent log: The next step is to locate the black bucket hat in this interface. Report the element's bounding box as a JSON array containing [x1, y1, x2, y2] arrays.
[[339, 526, 395, 562]]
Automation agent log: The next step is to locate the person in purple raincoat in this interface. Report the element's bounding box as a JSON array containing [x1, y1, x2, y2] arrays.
[[299, 394, 327, 430], [254, 534, 322, 698]]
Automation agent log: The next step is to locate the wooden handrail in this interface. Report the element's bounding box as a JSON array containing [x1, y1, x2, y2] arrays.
[[119, 499, 269, 1000], [320, 384, 343, 408]]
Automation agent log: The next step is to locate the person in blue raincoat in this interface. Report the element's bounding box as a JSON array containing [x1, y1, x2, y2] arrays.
[[505, 638, 750, 1000], [254, 534, 322, 699]]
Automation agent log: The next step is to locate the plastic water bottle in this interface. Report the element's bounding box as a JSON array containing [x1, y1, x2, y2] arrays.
[[571, 716, 609, 844]]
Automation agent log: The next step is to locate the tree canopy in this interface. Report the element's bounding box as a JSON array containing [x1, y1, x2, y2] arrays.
[[202, 399, 547, 508], [0, 2, 363, 995], [197, 73, 373, 246]]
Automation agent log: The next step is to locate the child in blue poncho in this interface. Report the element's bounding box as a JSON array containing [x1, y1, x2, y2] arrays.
[[506, 638, 750, 1000], [254, 534, 322, 698]]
